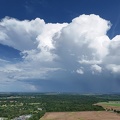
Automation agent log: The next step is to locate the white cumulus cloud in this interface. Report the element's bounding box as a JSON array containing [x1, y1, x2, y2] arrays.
[[91, 64, 102, 74], [0, 14, 120, 92], [76, 68, 84, 74]]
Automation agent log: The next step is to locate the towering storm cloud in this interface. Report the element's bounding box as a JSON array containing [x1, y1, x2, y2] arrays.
[[0, 14, 120, 92]]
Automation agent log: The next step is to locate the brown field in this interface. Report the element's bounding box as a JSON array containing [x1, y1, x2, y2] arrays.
[[40, 111, 120, 120]]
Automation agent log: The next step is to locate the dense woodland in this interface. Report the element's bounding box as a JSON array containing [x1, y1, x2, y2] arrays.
[[0, 93, 120, 119]]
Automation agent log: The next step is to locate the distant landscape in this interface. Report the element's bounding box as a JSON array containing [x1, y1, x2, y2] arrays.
[[0, 93, 120, 120]]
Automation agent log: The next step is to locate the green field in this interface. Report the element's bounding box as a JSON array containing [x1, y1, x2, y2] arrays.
[[97, 101, 120, 107]]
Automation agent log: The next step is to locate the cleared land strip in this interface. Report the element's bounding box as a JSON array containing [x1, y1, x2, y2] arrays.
[[40, 111, 120, 120], [95, 101, 120, 111]]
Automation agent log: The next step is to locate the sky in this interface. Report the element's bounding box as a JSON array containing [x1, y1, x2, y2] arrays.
[[0, 0, 120, 93]]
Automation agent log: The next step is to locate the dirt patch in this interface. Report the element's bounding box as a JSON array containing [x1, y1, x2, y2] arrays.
[[40, 111, 120, 120]]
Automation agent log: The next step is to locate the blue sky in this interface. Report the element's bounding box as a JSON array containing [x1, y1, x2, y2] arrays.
[[0, 0, 120, 93]]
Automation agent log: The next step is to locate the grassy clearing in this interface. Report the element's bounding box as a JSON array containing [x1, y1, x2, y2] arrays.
[[97, 101, 120, 107]]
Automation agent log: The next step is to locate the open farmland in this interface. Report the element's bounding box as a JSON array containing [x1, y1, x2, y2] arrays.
[[40, 111, 120, 120], [96, 101, 120, 111], [1, 93, 120, 119]]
